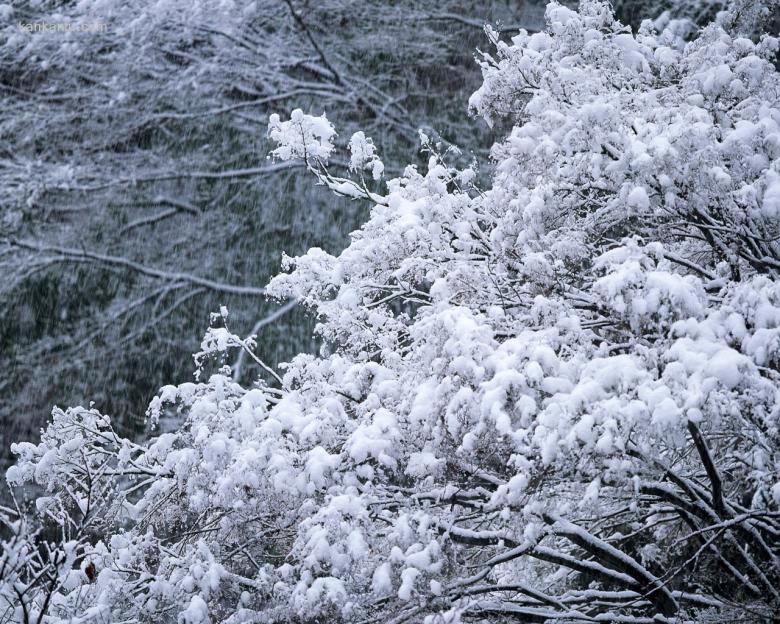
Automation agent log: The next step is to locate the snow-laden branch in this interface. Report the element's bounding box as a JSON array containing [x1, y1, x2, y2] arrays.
[[232, 298, 300, 382], [8, 239, 267, 297]]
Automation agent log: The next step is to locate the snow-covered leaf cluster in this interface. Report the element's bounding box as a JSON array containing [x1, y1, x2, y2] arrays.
[[268, 110, 337, 163]]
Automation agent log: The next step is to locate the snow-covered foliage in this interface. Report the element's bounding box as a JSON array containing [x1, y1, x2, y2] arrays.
[[3, 1, 780, 622], [268, 110, 338, 163], [0, 0, 512, 474], [613, 0, 780, 39]]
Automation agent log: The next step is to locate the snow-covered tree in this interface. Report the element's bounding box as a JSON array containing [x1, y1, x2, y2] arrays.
[[3, 1, 780, 622], [612, 0, 780, 40], [0, 0, 536, 472]]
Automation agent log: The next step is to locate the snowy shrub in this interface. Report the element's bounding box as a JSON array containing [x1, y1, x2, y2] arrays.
[[2, 2, 780, 622]]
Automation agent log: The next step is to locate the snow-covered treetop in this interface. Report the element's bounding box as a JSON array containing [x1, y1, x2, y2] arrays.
[[3, 2, 780, 623], [268, 109, 338, 163]]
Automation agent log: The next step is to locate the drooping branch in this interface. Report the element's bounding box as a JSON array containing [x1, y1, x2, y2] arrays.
[[8, 239, 267, 297], [542, 514, 678, 618]]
